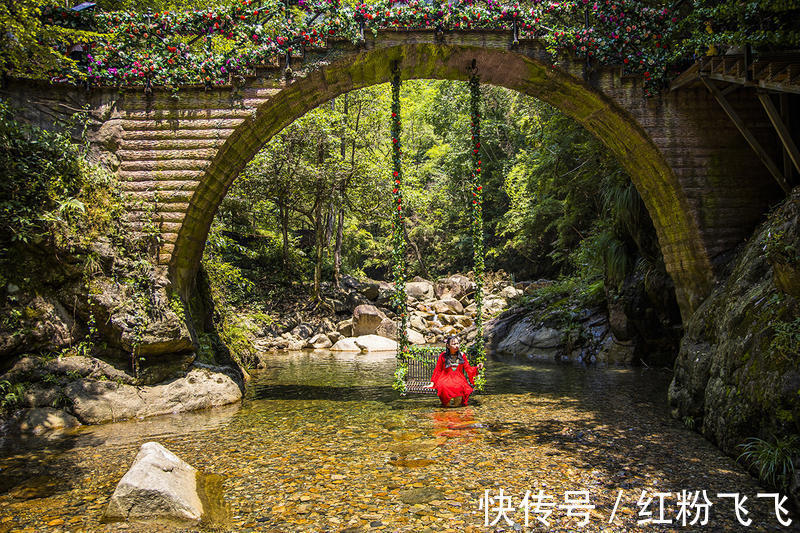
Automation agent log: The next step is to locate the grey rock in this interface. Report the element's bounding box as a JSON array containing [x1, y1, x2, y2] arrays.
[[354, 335, 397, 352], [291, 324, 315, 340], [375, 317, 397, 339], [435, 275, 474, 300], [336, 319, 353, 337], [306, 333, 332, 349], [64, 365, 242, 425], [17, 407, 80, 434], [432, 298, 464, 315], [398, 487, 444, 505], [406, 281, 434, 300], [352, 305, 387, 336], [88, 277, 194, 358], [104, 442, 203, 522]]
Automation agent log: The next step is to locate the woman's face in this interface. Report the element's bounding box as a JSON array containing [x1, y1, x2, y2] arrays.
[[448, 338, 460, 353]]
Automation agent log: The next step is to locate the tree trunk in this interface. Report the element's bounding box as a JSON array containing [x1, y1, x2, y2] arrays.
[[280, 203, 290, 269], [403, 223, 430, 279], [333, 208, 344, 287], [313, 199, 324, 301]]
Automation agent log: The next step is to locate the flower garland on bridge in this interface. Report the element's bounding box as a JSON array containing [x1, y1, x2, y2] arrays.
[[42, 0, 677, 94]]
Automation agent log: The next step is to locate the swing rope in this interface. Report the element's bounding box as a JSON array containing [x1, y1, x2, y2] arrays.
[[390, 62, 411, 391], [392, 62, 487, 393]]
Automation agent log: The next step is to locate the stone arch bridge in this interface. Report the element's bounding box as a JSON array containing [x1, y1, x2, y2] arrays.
[[5, 30, 786, 319]]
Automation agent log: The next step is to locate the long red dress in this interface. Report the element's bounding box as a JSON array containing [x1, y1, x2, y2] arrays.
[[430, 350, 479, 407]]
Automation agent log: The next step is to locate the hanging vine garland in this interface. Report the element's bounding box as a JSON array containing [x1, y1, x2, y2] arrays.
[[390, 62, 410, 392], [469, 67, 487, 391]]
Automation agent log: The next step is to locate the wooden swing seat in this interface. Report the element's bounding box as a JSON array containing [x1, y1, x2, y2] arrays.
[[403, 350, 440, 395]]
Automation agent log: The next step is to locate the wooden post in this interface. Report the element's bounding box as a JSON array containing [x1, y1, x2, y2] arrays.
[[757, 91, 800, 177], [701, 77, 790, 194], [780, 93, 793, 182]]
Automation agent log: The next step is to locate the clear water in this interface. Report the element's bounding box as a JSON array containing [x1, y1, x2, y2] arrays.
[[0, 351, 790, 531]]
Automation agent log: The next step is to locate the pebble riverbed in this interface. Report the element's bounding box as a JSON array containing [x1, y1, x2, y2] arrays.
[[0, 350, 795, 532]]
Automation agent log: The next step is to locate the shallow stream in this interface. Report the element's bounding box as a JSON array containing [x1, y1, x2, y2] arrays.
[[0, 351, 794, 531]]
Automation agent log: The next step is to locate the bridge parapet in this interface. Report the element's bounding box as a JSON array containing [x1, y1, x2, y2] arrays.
[[2, 30, 782, 319]]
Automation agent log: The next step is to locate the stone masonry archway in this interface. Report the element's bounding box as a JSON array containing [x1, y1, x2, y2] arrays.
[[5, 31, 781, 320], [175, 39, 706, 307]]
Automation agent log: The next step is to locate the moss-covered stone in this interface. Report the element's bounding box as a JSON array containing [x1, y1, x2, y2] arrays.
[[668, 187, 800, 499]]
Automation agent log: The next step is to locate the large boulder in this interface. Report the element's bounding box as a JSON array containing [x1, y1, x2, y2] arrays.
[[330, 337, 361, 352], [354, 335, 398, 352], [406, 281, 434, 300], [499, 286, 523, 299], [494, 315, 563, 360], [435, 274, 475, 300], [64, 364, 243, 425], [336, 318, 353, 337], [375, 318, 397, 339], [406, 329, 426, 345], [352, 305, 387, 336], [305, 333, 332, 349], [331, 335, 398, 352], [104, 442, 210, 523], [16, 407, 80, 434], [432, 298, 464, 315], [88, 277, 194, 358], [0, 295, 80, 361]]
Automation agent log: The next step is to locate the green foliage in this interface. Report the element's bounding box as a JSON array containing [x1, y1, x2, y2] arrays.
[[671, 1, 800, 62], [772, 317, 800, 362], [0, 100, 82, 246], [0, 0, 87, 80], [0, 380, 26, 409], [737, 435, 800, 490]]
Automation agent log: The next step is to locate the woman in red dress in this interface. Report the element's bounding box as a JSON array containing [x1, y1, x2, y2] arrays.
[[425, 336, 484, 407]]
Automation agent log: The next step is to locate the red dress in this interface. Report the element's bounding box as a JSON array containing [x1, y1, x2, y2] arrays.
[[431, 350, 479, 407]]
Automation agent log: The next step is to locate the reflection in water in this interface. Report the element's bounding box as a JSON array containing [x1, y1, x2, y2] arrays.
[[0, 350, 783, 531]]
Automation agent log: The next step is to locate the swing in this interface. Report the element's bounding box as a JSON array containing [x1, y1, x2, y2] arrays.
[[390, 62, 487, 395]]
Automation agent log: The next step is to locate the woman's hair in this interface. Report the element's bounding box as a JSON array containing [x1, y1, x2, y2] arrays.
[[445, 335, 460, 346]]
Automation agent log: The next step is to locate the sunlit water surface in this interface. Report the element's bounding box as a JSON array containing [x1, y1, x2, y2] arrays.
[[0, 351, 792, 532]]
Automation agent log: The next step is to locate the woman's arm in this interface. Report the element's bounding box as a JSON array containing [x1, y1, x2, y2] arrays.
[[462, 352, 481, 385]]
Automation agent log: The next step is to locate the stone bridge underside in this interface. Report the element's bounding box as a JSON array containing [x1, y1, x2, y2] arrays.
[[8, 31, 783, 319]]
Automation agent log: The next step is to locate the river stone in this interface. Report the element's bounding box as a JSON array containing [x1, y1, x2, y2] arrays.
[[398, 486, 444, 505], [495, 315, 563, 359], [432, 298, 463, 315], [410, 315, 426, 331], [89, 278, 194, 357], [352, 305, 387, 336], [359, 281, 380, 301], [64, 365, 242, 424], [407, 329, 426, 345], [336, 319, 353, 337], [499, 285, 523, 299], [354, 335, 397, 352], [482, 298, 506, 315], [406, 281, 434, 300], [291, 324, 315, 340], [375, 318, 397, 339], [435, 274, 474, 300], [306, 333, 332, 349], [104, 442, 203, 522], [331, 337, 361, 352], [17, 407, 80, 434]]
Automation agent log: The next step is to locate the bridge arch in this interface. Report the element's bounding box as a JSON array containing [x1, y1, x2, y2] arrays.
[[170, 40, 710, 318]]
